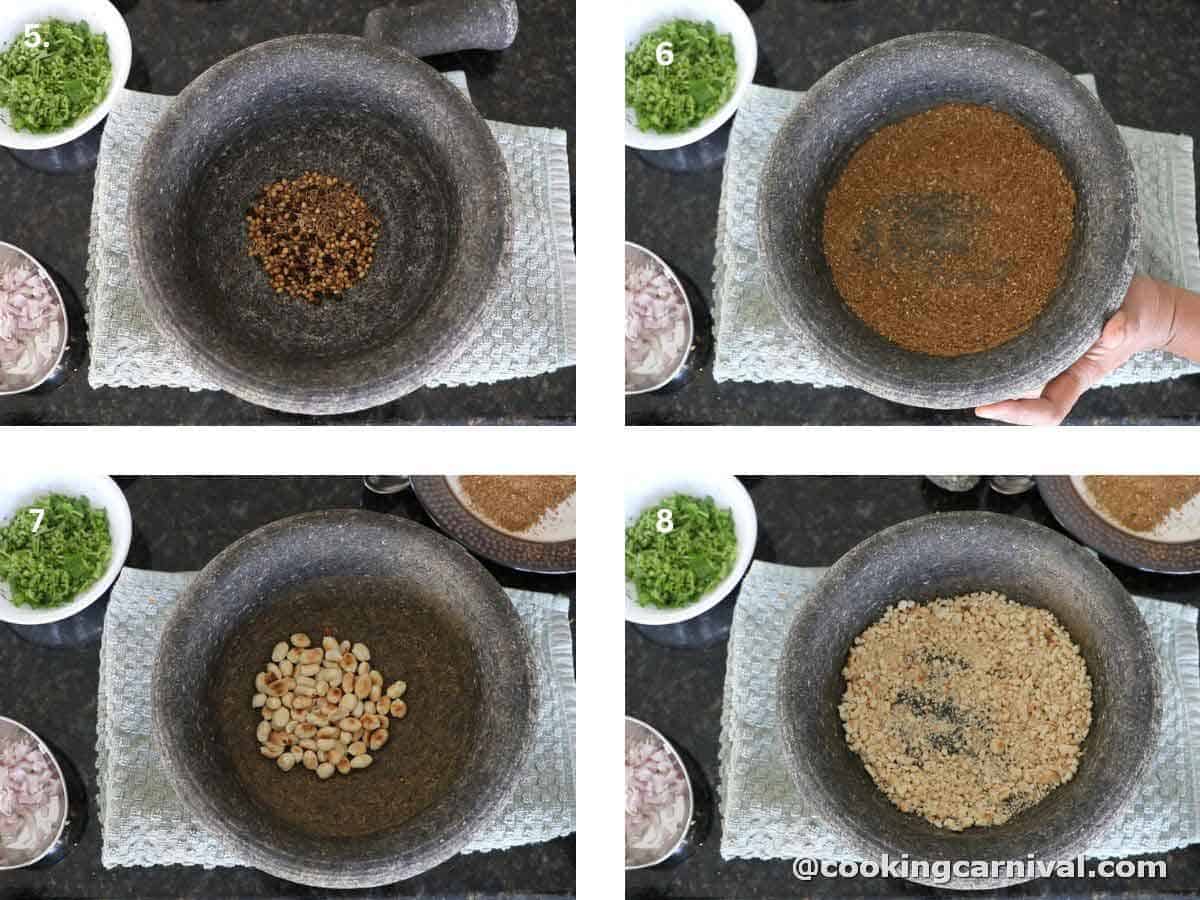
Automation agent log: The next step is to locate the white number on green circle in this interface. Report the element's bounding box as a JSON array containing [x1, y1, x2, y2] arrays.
[[656, 41, 674, 66], [655, 508, 674, 534], [23, 25, 44, 50], [29, 508, 45, 533]]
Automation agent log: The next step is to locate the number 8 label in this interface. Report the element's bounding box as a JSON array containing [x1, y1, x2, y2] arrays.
[[656, 508, 674, 534]]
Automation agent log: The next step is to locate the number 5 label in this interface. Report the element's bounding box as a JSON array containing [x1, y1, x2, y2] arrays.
[[23, 25, 44, 50]]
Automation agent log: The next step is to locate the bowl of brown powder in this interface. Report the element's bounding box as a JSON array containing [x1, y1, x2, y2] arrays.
[[1039, 476, 1200, 574], [758, 32, 1138, 409], [777, 512, 1160, 889], [411, 475, 576, 573]]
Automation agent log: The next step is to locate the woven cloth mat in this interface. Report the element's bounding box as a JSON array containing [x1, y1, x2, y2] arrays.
[[96, 567, 576, 868], [719, 561, 1200, 861], [713, 76, 1200, 387], [86, 74, 576, 392]]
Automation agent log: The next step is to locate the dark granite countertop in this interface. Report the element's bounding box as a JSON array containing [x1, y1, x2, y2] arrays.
[[0, 0, 575, 426], [625, 0, 1200, 426], [0, 476, 575, 898], [625, 476, 1200, 898]]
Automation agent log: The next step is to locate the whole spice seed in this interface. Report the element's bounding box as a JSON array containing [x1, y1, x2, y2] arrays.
[[839, 591, 1092, 831], [822, 103, 1076, 357], [458, 476, 576, 534], [245, 171, 381, 303], [1083, 476, 1200, 534]]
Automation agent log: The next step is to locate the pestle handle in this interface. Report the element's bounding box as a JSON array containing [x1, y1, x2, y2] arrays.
[[365, 0, 519, 58]]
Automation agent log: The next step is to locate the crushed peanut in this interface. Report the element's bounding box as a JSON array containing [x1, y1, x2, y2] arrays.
[[839, 591, 1092, 831]]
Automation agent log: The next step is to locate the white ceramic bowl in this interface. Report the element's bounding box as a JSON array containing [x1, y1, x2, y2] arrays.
[[0, 241, 69, 396], [624, 716, 695, 870], [0, 0, 131, 150], [0, 474, 131, 625], [624, 241, 695, 396], [0, 716, 69, 870], [624, 0, 757, 151], [625, 473, 757, 625]]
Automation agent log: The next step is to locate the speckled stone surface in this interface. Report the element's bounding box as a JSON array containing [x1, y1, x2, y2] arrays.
[[154, 510, 537, 887], [626, 476, 1200, 898], [130, 34, 512, 415], [777, 512, 1160, 890], [0, 477, 575, 898], [626, 0, 1200, 426], [0, 0, 575, 425], [365, 0, 519, 58], [758, 32, 1138, 409]]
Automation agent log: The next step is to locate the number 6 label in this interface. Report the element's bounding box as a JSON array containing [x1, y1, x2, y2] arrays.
[[656, 41, 674, 66], [655, 508, 674, 534]]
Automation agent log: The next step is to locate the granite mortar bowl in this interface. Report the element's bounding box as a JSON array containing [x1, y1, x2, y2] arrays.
[[777, 512, 1160, 890], [152, 510, 538, 888], [129, 32, 513, 415], [759, 32, 1139, 409]]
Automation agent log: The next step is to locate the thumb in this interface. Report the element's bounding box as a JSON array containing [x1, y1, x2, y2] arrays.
[[1094, 311, 1128, 352]]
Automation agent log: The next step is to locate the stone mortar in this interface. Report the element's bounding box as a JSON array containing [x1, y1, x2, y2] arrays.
[[152, 510, 538, 888], [776, 511, 1161, 890], [129, 32, 513, 415], [758, 32, 1139, 409]]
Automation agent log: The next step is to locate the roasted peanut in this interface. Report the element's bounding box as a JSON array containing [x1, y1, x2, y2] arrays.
[[354, 674, 372, 699], [254, 632, 409, 780]]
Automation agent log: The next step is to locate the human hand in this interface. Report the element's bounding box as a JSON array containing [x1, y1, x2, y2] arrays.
[[974, 275, 1180, 425]]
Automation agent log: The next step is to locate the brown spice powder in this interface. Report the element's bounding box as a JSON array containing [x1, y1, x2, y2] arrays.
[[822, 103, 1076, 357], [458, 476, 576, 534], [1083, 476, 1200, 534], [839, 592, 1092, 831]]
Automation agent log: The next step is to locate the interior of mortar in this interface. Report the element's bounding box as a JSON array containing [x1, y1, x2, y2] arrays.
[[813, 97, 1087, 356], [212, 575, 481, 838]]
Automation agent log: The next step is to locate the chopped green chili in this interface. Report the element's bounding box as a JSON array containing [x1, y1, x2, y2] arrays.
[[0, 493, 112, 608], [0, 19, 113, 134], [625, 493, 738, 609], [625, 19, 737, 134]]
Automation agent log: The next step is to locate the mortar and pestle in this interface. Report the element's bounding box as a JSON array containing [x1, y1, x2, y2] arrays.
[[129, 1, 520, 415]]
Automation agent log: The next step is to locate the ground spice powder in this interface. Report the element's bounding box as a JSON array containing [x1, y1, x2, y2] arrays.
[[822, 103, 1076, 357], [459, 476, 576, 534], [1083, 476, 1200, 533]]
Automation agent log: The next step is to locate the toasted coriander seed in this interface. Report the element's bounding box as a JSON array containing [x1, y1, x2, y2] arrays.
[[245, 171, 381, 303]]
